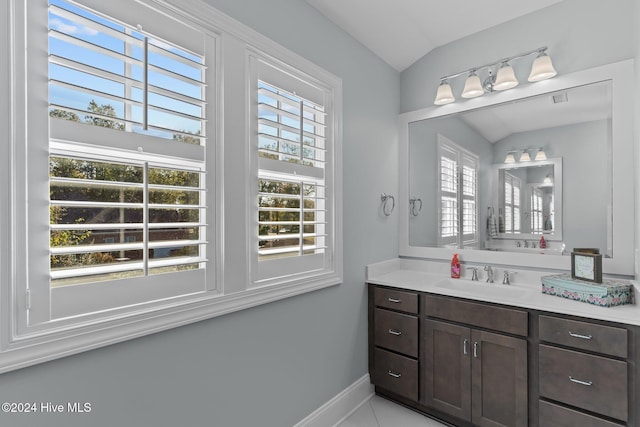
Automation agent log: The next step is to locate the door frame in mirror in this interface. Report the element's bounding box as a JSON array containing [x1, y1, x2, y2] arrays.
[[399, 59, 634, 275]]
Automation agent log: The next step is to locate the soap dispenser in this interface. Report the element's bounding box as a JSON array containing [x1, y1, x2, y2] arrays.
[[451, 254, 461, 278], [539, 235, 547, 249]]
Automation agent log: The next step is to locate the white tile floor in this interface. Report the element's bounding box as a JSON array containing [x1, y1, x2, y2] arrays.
[[338, 395, 451, 427]]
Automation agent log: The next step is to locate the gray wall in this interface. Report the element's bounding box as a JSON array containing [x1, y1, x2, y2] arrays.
[[0, 1, 400, 427]]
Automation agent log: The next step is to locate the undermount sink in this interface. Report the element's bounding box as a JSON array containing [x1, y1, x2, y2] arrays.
[[434, 278, 533, 297]]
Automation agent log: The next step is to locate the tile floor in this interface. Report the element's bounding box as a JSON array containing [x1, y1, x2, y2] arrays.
[[338, 395, 452, 427]]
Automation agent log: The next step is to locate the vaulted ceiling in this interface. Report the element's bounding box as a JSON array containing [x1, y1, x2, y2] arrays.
[[305, 0, 564, 71]]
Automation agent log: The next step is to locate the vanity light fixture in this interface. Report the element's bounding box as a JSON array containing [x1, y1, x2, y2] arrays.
[[519, 150, 531, 162], [493, 61, 519, 91], [433, 46, 557, 105], [528, 49, 558, 82], [461, 70, 484, 99], [543, 174, 553, 185], [504, 151, 517, 164], [535, 147, 547, 161], [434, 79, 455, 105]]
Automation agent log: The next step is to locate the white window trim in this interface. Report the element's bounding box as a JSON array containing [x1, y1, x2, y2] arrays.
[[0, 0, 342, 374]]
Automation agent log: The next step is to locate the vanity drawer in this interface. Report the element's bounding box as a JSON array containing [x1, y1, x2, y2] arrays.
[[374, 286, 419, 314], [372, 348, 418, 401], [424, 295, 528, 336], [539, 315, 628, 358], [539, 345, 628, 421], [374, 308, 418, 357], [539, 400, 623, 427]]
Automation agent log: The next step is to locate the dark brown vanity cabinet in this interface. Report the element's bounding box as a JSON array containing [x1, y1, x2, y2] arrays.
[[369, 286, 420, 401], [538, 315, 631, 425], [368, 283, 639, 426], [422, 296, 528, 427]]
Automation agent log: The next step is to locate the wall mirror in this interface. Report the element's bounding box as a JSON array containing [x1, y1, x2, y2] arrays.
[[399, 60, 634, 275]]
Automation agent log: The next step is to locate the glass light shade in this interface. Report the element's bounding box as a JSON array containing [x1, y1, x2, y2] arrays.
[[461, 72, 484, 98], [535, 147, 547, 161], [520, 150, 531, 162], [493, 62, 519, 91], [504, 151, 516, 164], [434, 81, 455, 105], [528, 52, 557, 82], [544, 174, 553, 185]]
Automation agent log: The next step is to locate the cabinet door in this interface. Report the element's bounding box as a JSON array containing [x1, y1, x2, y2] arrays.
[[471, 330, 528, 427], [422, 319, 471, 421]]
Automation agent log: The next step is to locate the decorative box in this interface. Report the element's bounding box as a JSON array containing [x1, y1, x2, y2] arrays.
[[541, 273, 634, 307]]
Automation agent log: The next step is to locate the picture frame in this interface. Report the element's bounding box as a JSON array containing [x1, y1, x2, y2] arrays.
[[571, 251, 603, 283]]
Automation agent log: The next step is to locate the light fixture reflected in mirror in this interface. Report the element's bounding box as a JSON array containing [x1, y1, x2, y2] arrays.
[[535, 147, 547, 161], [433, 46, 557, 105], [504, 151, 517, 164], [544, 174, 553, 185]]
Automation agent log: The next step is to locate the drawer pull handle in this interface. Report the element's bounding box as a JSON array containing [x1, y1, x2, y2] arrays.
[[387, 297, 402, 303], [388, 370, 402, 379], [568, 331, 593, 340], [463, 339, 468, 355], [388, 329, 402, 336], [473, 341, 479, 358], [569, 376, 593, 387]]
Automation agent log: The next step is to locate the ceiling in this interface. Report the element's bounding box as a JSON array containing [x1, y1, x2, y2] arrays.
[[305, 0, 564, 71], [459, 80, 612, 143]]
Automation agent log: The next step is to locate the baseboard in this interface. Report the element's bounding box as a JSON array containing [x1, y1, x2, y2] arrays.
[[293, 374, 374, 427]]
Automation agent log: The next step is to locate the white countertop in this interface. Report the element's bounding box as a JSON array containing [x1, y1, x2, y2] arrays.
[[367, 258, 640, 326]]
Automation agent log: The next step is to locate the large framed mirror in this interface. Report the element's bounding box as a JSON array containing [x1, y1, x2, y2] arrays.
[[399, 60, 634, 275]]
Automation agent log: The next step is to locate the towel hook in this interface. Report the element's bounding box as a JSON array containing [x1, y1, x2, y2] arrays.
[[409, 197, 422, 216], [381, 193, 395, 216]]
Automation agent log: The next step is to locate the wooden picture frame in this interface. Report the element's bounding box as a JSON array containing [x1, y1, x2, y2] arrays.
[[571, 251, 603, 283]]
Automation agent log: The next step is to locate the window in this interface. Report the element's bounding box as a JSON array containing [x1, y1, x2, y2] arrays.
[[504, 172, 521, 234], [531, 188, 543, 233], [249, 54, 341, 287], [42, 0, 211, 320], [437, 136, 478, 247], [2, 0, 341, 373]]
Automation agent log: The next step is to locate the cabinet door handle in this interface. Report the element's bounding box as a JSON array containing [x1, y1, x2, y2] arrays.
[[387, 297, 401, 303], [569, 376, 593, 386], [387, 370, 402, 379], [463, 339, 468, 355], [388, 329, 402, 336], [473, 341, 479, 358], [568, 331, 593, 340]]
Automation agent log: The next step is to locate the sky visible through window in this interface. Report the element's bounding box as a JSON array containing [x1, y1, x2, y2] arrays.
[[48, 0, 205, 142]]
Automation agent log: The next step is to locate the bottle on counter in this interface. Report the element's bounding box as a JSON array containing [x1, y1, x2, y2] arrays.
[[539, 235, 547, 249], [451, 253, 461, 278]]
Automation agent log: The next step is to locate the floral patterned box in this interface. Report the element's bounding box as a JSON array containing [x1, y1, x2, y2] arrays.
[[541, 273, 634, 307]]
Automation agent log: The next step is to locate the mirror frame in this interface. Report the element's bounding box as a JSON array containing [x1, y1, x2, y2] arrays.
[[399, 59, 634, 275], [492, 157, 563, 242]]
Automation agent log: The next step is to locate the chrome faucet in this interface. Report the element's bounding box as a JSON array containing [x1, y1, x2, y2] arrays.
[[484, 265, 494, 283], [470, 267, 479, 281]]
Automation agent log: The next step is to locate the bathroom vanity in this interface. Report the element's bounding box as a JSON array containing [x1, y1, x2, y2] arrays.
[[367, 259, 640, 427]]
